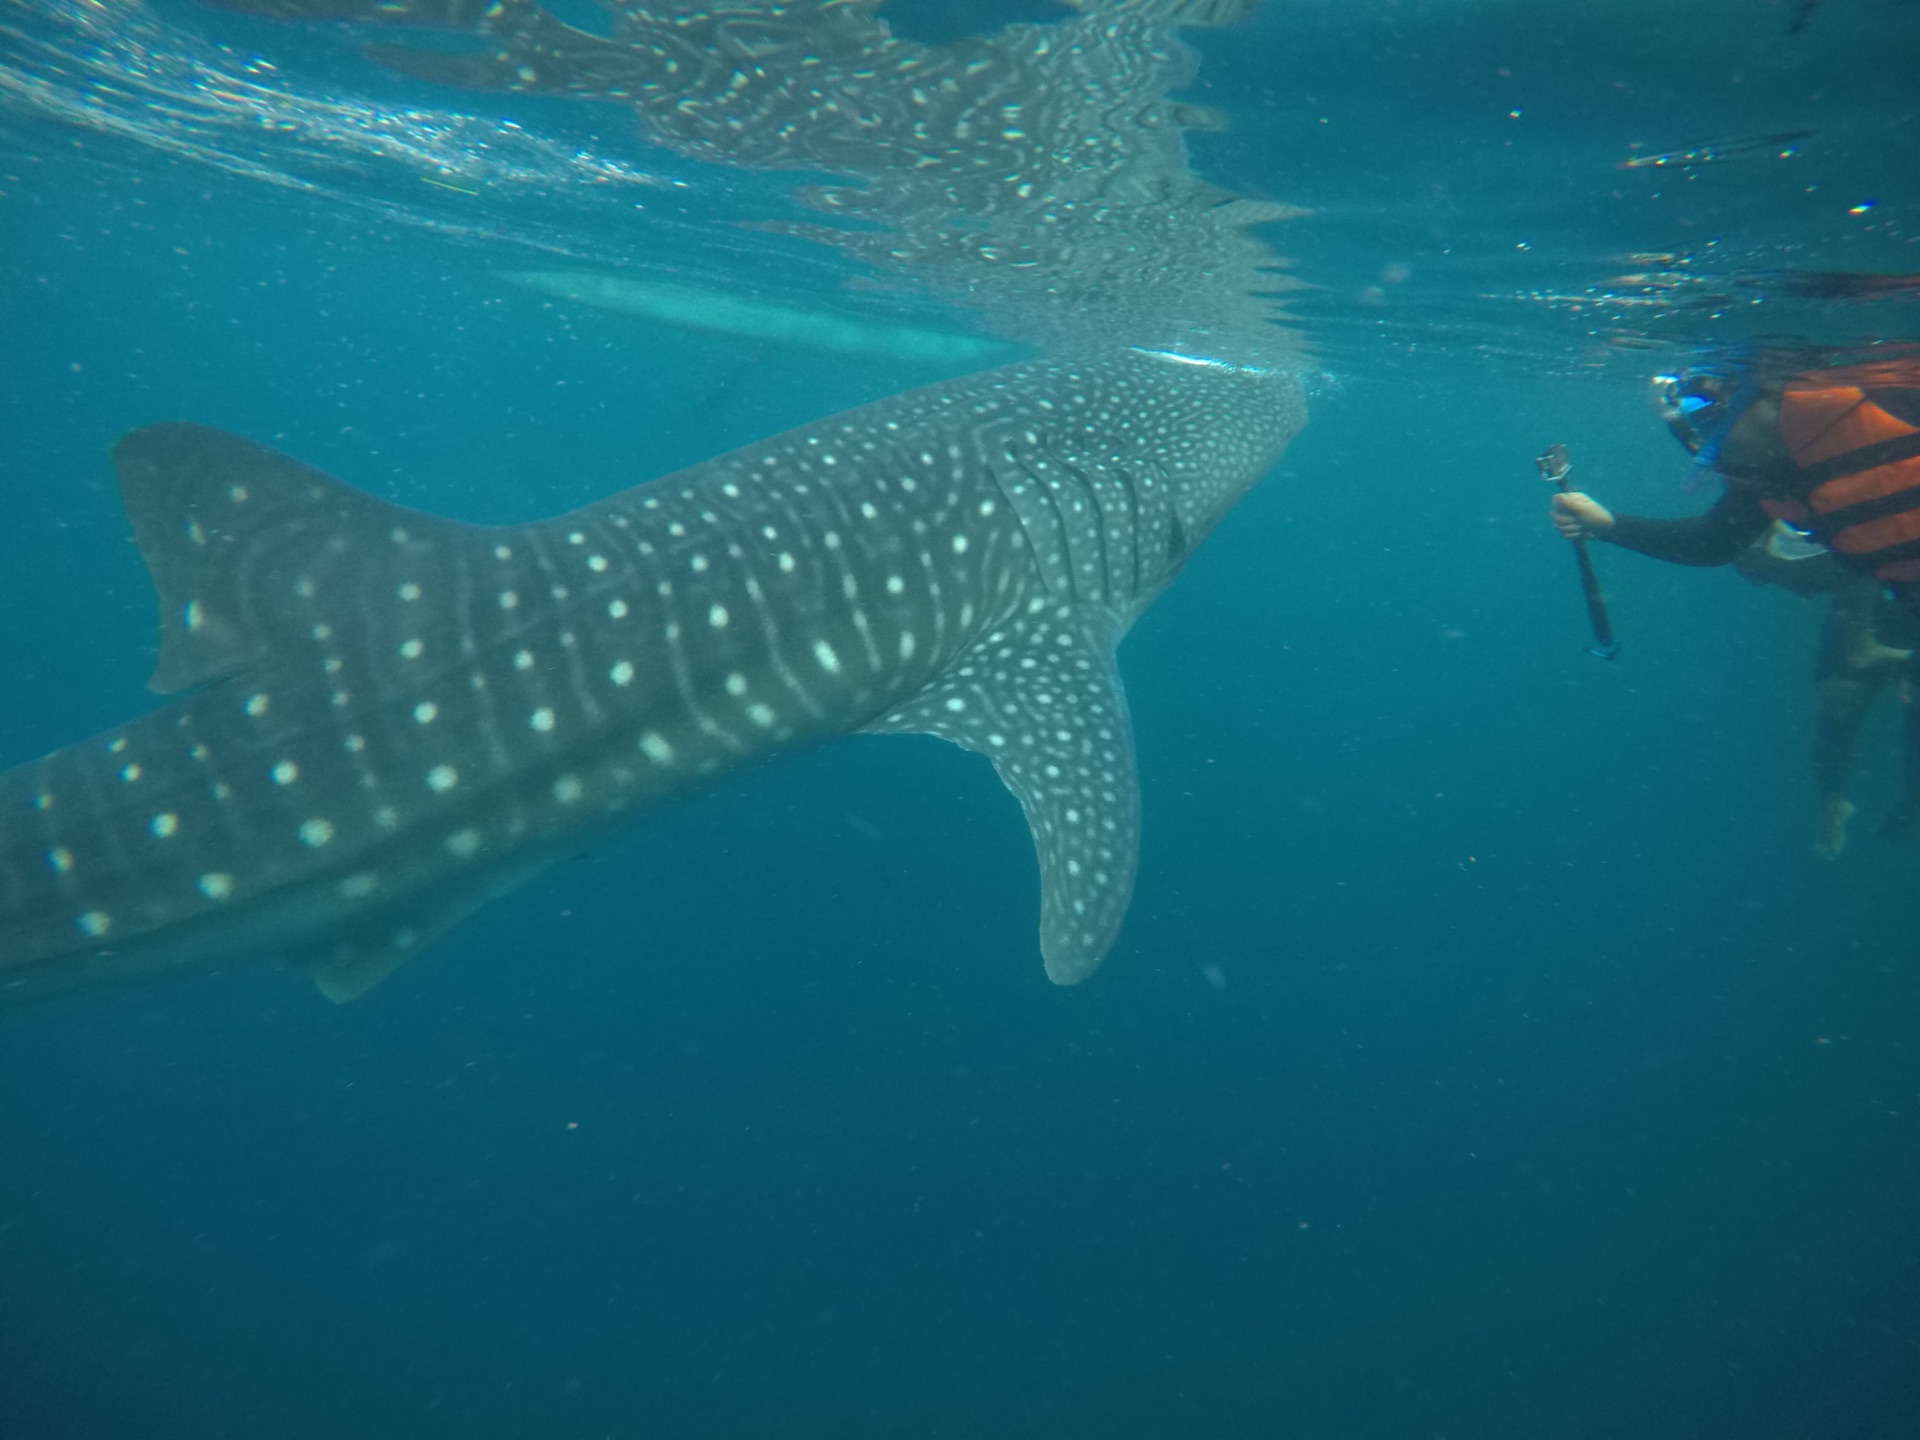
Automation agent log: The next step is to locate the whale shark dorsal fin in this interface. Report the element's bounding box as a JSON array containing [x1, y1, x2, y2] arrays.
[[866, 606, 1139, 985], [112, 423, 468, 694]]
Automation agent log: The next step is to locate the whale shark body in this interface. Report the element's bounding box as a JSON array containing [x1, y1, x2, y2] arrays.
[[0, 350, 1302, 1000]]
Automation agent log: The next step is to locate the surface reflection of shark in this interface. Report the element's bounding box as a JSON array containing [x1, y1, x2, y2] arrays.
[[202, 0, 1298, 368], [1, 350, 1303, 1000]]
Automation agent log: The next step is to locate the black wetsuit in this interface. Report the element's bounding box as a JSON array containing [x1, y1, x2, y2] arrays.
[[1606, 487, 1774, 568], [1604, 477, 1920, 627]]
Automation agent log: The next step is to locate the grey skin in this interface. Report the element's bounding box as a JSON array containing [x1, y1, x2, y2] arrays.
[[0, 349, 1303, 1002]]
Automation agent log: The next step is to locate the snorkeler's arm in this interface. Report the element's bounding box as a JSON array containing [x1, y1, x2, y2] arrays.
[[1602, 487, 1773, 567]]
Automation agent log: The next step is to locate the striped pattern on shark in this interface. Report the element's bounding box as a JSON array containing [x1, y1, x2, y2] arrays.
[[0, 349, 1302, 1001]]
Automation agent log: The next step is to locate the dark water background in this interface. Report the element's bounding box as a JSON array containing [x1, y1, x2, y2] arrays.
[[3, 2, 1919, 1437]]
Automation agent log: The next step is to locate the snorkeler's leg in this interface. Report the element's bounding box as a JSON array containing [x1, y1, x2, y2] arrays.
[[1813, 676, 1877, 857], [1879, 651, 1920, 843], [1812, 581, 1896, 857], [1818, 575, 1907, 675]]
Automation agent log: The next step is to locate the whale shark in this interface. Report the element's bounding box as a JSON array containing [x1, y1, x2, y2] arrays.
[[0, 349, 1303, 1000]]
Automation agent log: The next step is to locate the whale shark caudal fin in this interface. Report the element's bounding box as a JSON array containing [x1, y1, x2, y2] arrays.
[[865, 609, 1136, 986], [114, 422, 479, 695]]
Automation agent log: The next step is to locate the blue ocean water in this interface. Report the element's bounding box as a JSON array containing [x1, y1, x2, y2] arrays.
[[2, 2, 1919, 1437]]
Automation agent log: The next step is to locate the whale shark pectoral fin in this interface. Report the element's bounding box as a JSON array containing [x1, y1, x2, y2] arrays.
[[112, 423, 472, 694], [866, 611, 1139, 985]]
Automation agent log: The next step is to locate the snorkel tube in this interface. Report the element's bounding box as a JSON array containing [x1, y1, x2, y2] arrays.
[[1687, 371, 1761, 480], [1654, 348, 1762, 489]]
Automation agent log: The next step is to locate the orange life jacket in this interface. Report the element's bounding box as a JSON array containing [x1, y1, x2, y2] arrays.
[[1766, 370, 1920, 583]]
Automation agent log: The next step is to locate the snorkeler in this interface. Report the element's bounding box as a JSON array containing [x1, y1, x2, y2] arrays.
[[1550, 349, 1920, 851]]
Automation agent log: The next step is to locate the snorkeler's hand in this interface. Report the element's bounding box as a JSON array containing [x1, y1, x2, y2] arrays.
[[1552, 492, 1614, 540]]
